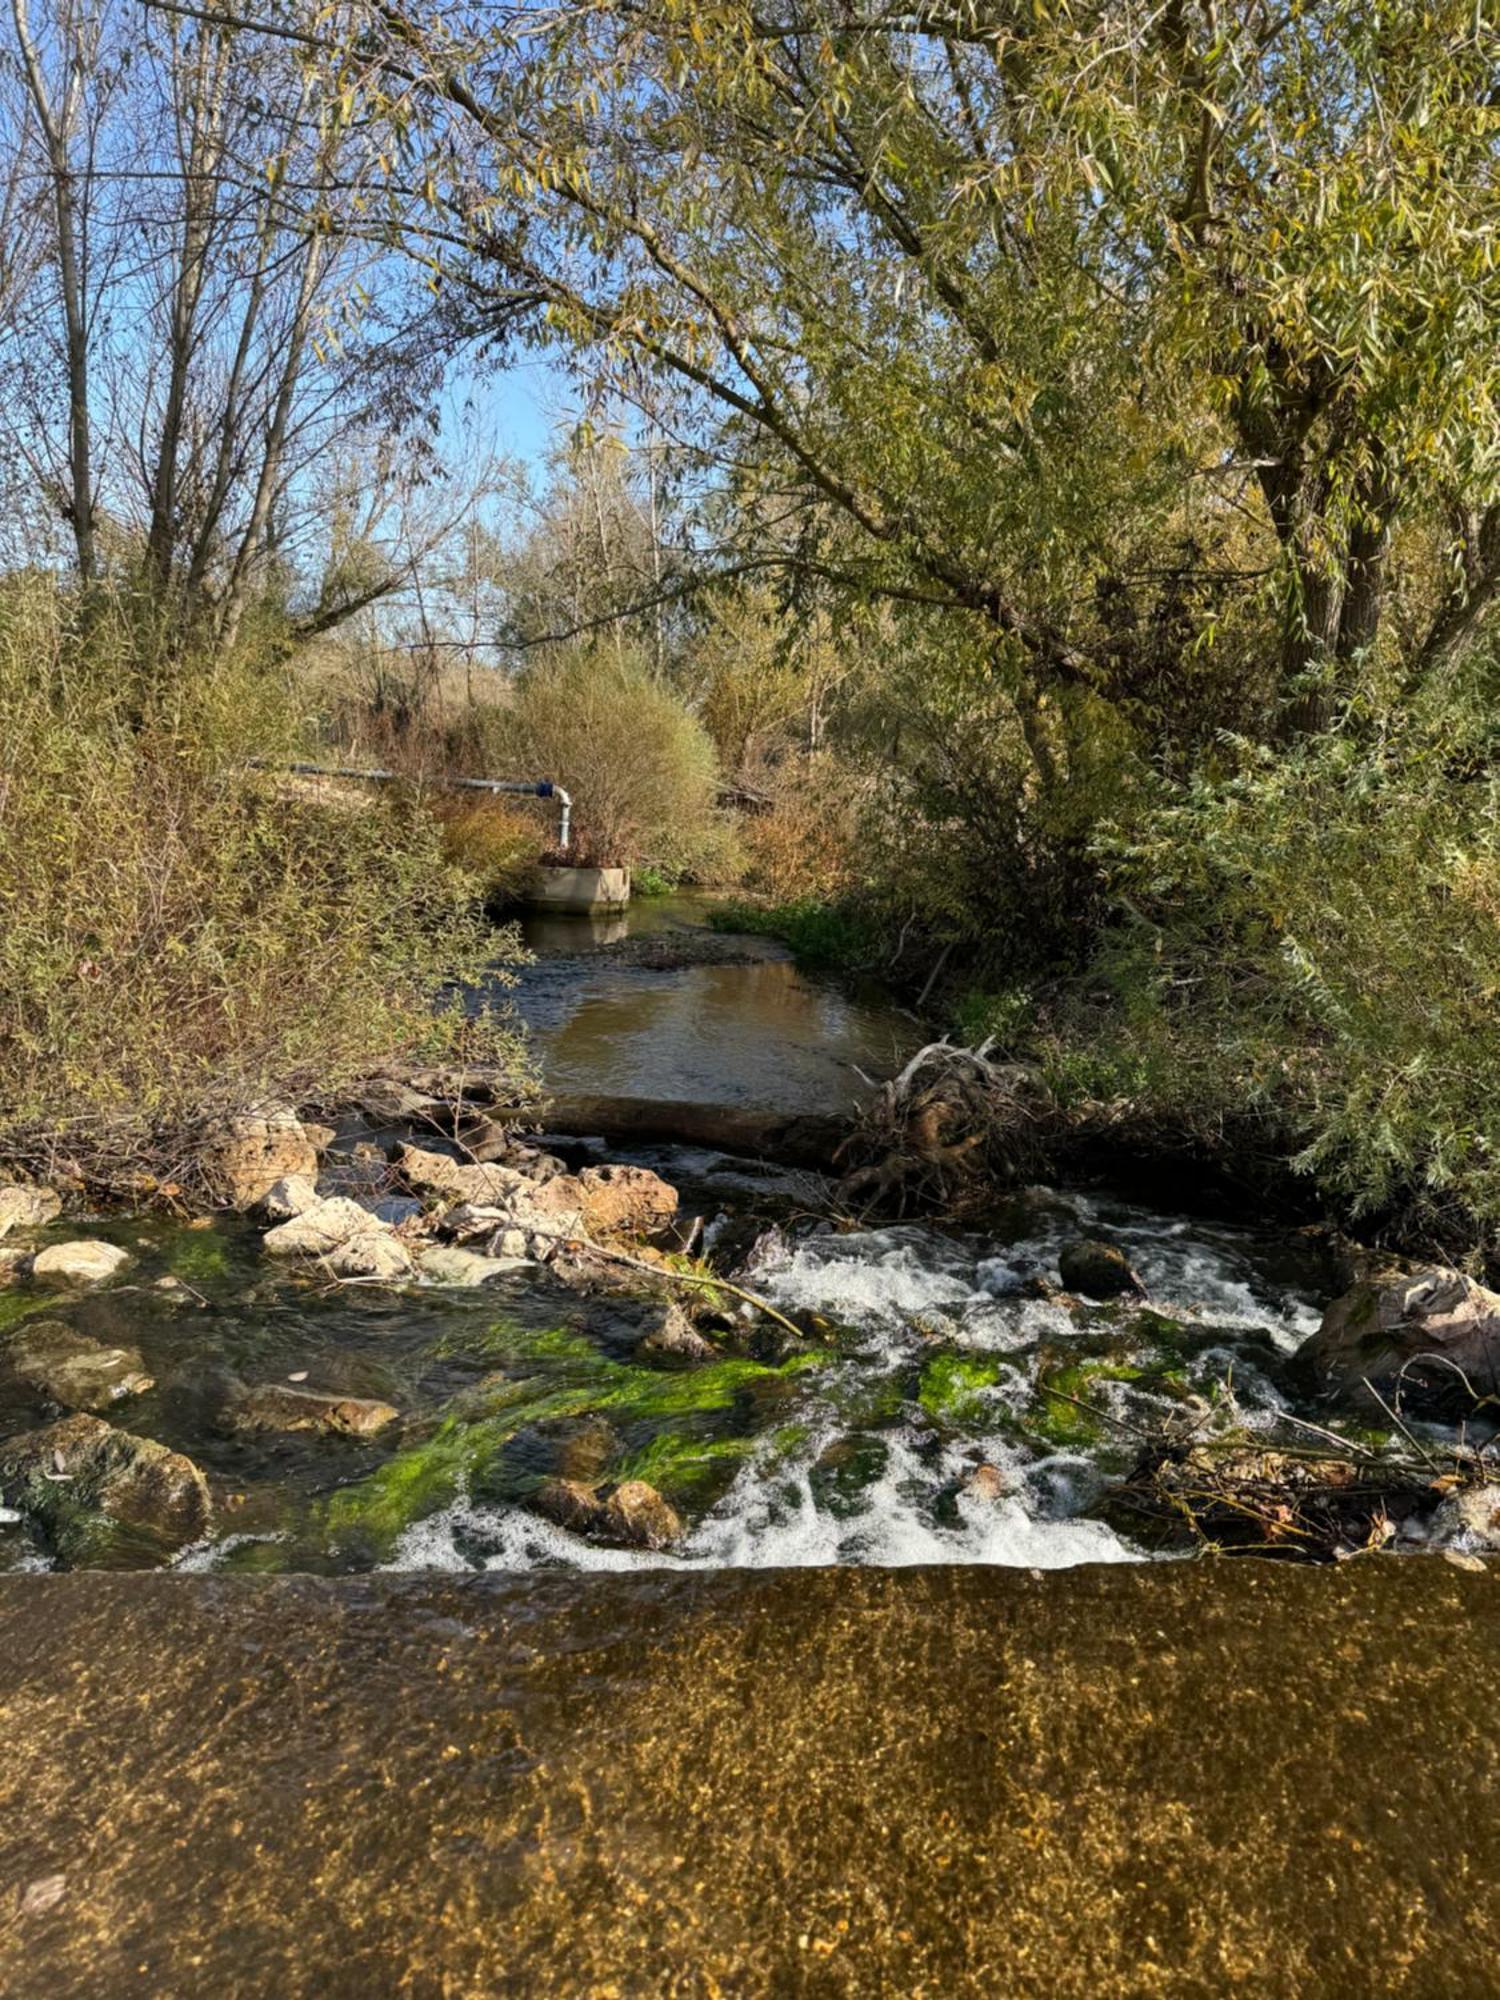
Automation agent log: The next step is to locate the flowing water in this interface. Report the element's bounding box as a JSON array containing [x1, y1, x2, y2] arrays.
[[0, 896, 1354, 1578]]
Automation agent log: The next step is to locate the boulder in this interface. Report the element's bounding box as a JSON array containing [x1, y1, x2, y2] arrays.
[[397, 1147, 675, 1245], [638, 1302, 716, 1364], [0, 1414, 210, 1555], [261, 1196, 413, 1280], [417, 1244, 529, 1287], [205, 1104, 320, 1209], [253, 1175, 320, 1225], [0, 1185, 62, 1239], [397, 1147, 584, 1238], [4, 1321, 153, 1410], [393, 1144, 535, 1206], [226, 1386, 399, 1437], [1300, 1269, 1500, 1418], [1057, 1238, 1145, 1301], [531, 1476, 682, 1550], [30, 1240, 131, 1287], [573, 1164, 679, 1239]]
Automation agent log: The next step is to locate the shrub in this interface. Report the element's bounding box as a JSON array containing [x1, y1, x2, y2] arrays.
[[477, 644, 736, 875], [0, 575, 528, 1194], [738, 753, 860, 901], [1069, 664, 1500, 1239]]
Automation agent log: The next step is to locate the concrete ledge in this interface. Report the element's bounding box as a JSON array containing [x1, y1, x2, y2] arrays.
[[0, 1561, 1496, 1993], [526, 864, 631, 911]]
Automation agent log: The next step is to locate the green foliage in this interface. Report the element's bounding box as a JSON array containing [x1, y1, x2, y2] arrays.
[[710, 897, 883, 973], [0, 575, 527, 1190], [1069, 661, 1500, 1235]]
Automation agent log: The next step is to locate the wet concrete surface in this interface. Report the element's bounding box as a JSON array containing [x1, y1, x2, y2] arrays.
[[1, 1558, 1497, 1996]]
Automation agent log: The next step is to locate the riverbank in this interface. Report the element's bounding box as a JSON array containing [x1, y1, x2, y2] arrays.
[[2, 1558, 1496, 1997]]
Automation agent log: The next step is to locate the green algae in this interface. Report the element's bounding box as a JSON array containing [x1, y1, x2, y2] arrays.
[[0, 1290, 57, 1336], [324, 1348, 833, 1553], [163, 1230, 233, 1282], [919, 1354, 1004, 1425], [611, 1430, 757, 1495], [1030, 1358, 1145, 1447]]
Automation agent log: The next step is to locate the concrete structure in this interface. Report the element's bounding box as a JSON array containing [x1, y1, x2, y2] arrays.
[[527, 864, 631, 912]]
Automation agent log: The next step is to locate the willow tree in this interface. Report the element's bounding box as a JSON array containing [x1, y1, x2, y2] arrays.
[[329, 0, 1500, 754]]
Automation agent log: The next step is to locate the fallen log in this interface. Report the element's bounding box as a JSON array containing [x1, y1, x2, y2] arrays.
[[524, 1095, 850, 1171]]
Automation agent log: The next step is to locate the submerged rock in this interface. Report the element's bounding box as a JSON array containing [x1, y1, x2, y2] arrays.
[[417, 1244, 529, 1287], [0, 1414, 210, 1556], [0, 1185, 62, 1239], [1057, 1239, 1145, 1301], [227, 1386, 399, 1438], [206, 1103, 322, 1209], [261, 1197, 413, 1280], [31, 1240, 131, 1287], [1300, 1269, 1500, 1418], [638, 1302, 716, 1364], [532, 1476, 682, 1550], [4, 1321, 153, 1410]]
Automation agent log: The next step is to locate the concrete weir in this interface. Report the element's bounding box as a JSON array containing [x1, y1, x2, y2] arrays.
[[1, 1559, 1497, 1996], [526, 862, 631, 912]]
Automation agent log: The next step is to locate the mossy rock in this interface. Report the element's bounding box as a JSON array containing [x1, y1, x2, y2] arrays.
[[918, 1354, 1005, 1426]]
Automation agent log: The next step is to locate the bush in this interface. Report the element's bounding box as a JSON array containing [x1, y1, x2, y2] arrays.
[[473, 644, 736, 876], [738, 753, 860, 901], [1066, 665, 1500, 1240], [0, 575, 528, 1194]]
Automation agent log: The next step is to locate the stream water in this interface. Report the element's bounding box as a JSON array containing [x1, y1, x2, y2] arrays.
[[0, 894, 1359, 1578]]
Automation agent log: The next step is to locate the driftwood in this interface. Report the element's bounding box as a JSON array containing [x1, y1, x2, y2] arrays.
[[834, 1039, 1053, 1214]]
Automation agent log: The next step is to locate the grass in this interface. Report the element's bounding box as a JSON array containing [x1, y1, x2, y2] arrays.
[[709, 896, 883, 971]]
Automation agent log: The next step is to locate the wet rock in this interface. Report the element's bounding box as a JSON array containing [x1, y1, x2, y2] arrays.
[[30, 1240, 131, 1287], [1432, 1484, 1500, 1552], [261, 1196, 413, 1280], [962, 1463, 1013, 1503], [638, 1303, 716, 1364], [396, 1147, 585, 1241], [0, 1185, 62, 1239], [0, 1414, 211, 1555], [531, 1476, 682, 1550], [253, 1175, 320, 1225], [1057, 1239, 1145, 1301], [417, 1244, 529, 1287], [437, 1206, 531, 1258], [507, 1416, 620, 1485], [205, 1103, 321, 1209], [1300, 1269, 1500, 1418], [226, 1386, 399, 1437], [573, 1165, 678, 1239], [4, 1321, 153, 1409]]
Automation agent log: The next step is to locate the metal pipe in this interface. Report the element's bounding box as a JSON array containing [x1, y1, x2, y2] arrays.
[[271, 762, 574, 850]]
